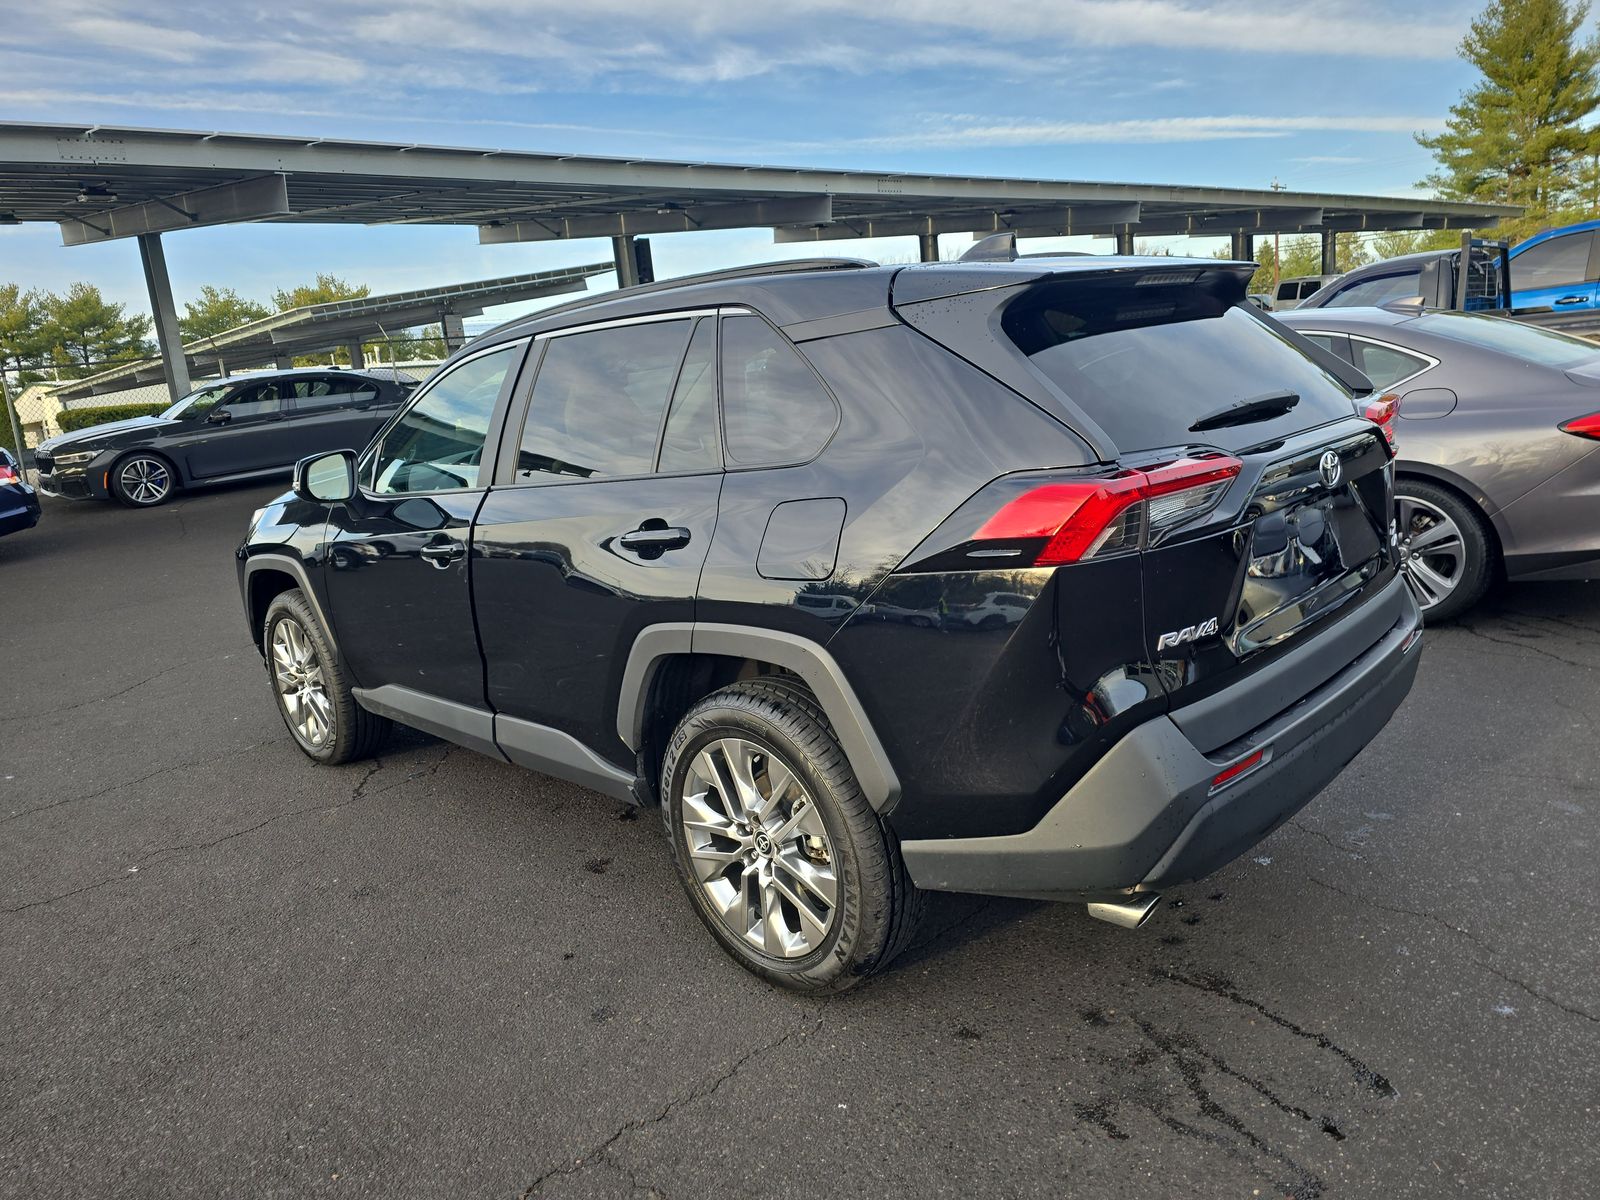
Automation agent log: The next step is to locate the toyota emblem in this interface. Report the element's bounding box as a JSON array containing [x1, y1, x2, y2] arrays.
[[1319, 450, 1342, 488]]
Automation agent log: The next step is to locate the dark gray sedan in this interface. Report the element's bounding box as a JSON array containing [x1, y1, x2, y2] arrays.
[[1278, 307, 1600, 619]]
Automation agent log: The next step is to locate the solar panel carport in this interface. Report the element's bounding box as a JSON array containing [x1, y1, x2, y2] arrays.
[[0, 120, 1519, 416]]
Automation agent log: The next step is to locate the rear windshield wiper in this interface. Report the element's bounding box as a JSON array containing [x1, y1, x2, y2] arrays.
[[1189, 390, 1300, 432]]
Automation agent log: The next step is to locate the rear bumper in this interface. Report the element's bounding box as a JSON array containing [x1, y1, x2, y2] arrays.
[[0, 489, 40, 536], [901, 575, 1423, 901]]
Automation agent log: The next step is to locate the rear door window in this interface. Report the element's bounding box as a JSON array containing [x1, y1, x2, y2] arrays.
[[515, 319, 691, 481], [1300, 331, 1354, 363], [1513, 232, 1594, 291], [1002, 276, 1356, 452], [1350, 341, 1431, 389], [719, 315, 838, 467], [292, 377, 380, 413], [1322, 269, 1423, 308]]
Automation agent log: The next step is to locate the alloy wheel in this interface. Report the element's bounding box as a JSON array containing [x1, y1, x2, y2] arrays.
[[271, 616, 334, 750], [118, 457, 171, 505], [1397, 495, 1466, 611], [679, 736, 839, 959]]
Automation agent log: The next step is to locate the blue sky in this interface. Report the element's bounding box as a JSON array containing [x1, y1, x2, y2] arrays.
[[0, 0, 1497, 325]]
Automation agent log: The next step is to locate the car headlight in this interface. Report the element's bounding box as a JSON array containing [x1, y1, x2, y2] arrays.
[[52, 450, 99, 467]]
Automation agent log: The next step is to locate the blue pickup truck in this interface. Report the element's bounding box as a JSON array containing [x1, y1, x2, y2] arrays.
[[1298, 219, 1600, 330]]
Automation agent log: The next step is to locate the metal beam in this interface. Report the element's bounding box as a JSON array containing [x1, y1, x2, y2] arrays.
[[480, 195, 833, 243], [1320, 211, 1427, 232], [612, 235, 639, 288], [137, 233, 190, 401], [1132, 208, 1325, 237], [774, 202, 1142, 242], [60, 174, 289, 246]]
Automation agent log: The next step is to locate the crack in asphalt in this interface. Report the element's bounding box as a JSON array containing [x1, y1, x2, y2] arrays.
[[1159, 969, 1398, 1099], [0, 654, 238, 722], [1476, 961, 1599, 1025], [1290, 821, 1371, 863], [1, 738, 278, 827], [3, 754, 390, 916], [1304, 875, 1490, 949], [518, 1003, 831, 1197], [1456, 621, 1596, 672]]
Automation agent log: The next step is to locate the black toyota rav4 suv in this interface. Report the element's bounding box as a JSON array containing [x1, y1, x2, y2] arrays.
[[238, 252, 1422, 990]]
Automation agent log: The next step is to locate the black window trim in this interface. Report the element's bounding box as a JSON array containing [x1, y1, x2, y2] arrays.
[[651, 314, 725, 475], [358, 336, 531, 499], [1296, 329, 1438, 391]]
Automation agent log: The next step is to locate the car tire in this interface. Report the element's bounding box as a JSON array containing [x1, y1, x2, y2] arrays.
[[110, 452, 178, 507], [661, 678, 923, 992], [263, 588, 391, 764], [1396, 478, 1494, 623]]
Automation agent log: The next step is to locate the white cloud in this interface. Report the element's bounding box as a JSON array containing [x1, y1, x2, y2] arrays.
[[826, 113, 1445, 150]]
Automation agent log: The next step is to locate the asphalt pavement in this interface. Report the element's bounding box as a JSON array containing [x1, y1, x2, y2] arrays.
[[2, 483, 1596, 1199]]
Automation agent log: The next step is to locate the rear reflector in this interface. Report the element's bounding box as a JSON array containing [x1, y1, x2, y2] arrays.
[[973, 455, 1243, 565], [1210, 748, 1266, 792], [1559, 411, 1600, 441], [1364, 393, 1401, 448]]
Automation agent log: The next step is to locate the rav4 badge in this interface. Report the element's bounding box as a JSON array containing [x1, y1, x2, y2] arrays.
[[1157, 617, 1220, 650]]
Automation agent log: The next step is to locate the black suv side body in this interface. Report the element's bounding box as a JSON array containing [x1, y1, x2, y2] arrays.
[[240, 257, 1422, 989]]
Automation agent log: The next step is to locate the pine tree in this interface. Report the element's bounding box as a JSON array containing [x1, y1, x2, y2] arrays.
[[38, 283, 153, 378], [1418, 0, 1600, 237], [179, 285, 271, 342]]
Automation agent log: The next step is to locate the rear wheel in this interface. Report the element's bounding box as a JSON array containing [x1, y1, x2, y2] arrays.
[[1396, 479, 1494, 622], [110, 453, 176, 507], [661, 679, 922, 992], [263, 589, 390, 764]]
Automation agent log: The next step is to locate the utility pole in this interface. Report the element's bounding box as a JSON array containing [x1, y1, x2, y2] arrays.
[[1270, 177, 1286, 289]]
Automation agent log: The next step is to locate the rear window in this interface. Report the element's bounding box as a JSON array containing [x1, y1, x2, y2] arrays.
[[1002, 275, 1357, 451], [1322, 269, 1422, 308], [1407, 312, 1600, 368]]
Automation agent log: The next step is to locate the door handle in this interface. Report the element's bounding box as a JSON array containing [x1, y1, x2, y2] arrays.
[[619, 525, 691, 553], [420, 539, 466, 568], [1555, 295, 1589, 305]]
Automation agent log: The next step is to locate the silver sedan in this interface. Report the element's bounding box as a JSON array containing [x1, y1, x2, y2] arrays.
[[1277, 306, 1600, 620]]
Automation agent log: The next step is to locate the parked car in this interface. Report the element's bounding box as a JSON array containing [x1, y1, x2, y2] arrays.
[[1270, 274, 1339, 309], [240, 254, 1421, 990], [1296, 243, 1507, 313], [1278, 306, 1600, 619], [1506, 218, 1600, 314], [34, 368, 411, 508], [0, 446, 41, 538]]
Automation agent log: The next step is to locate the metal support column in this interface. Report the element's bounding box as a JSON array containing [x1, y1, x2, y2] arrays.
[[273, 353, 294, 369], [1231, 232, 1254, 262], [1321, 229, 1338, 275], [441, 314, 467, 353], [612, 234, 639, 289], [345, 339, 365, 369], [1115, 228, 1136, 255], [137, 233, 190, 401], [918, 233, 940, 262]]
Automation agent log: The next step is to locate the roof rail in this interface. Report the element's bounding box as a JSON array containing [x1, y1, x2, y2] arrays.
[[481, 257, 877, 337]]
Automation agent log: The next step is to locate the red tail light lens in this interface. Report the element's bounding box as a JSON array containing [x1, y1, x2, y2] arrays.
[[1363, 393, 1400, 448], [1560, 411, 1600, 441], [973, 454, 1242, 565], [0, 464, 17, 484]]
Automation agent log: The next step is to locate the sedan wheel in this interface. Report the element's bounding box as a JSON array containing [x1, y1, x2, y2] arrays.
[[113, 455, 173, 506], [1394, 480, 1493, 622]]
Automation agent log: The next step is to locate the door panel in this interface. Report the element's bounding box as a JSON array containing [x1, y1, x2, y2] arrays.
[[286, 377, 394, 456], [321, 341, 528, 707], [1511, 231, 1598, 312], [183, 383, 301, 478], [472, 473, 722, 767]]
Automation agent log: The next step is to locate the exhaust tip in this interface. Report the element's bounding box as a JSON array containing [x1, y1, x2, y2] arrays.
[[1086, 893, 1162, 930]]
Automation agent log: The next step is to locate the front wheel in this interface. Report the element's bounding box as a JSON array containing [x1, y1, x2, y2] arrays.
[[263, 589, 390, 764], [1395, 479, 1494, 623], [111, 453, 176, 507], [661, 679, 923, 992]]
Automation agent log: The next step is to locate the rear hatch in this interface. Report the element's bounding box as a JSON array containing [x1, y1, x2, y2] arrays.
[[894, 260, 1398, 750]]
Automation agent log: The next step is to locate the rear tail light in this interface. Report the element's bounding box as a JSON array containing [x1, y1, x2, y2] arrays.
[[0, 464, 16, 484], [1364, 393, 1401, 448], [1559, 411, 1600, 441], [971, 454, 1243, 566]]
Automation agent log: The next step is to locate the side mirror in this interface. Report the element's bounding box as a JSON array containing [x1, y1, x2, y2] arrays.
[[206, 408, 232, 425], [294, 450, 358, 503]]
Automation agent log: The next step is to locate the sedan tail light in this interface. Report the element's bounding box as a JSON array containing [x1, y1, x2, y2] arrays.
[[1559, 411, 1600, 441], [1364, 393, 1401, 448], [0, 463, 17, 484], [971, 454, 1243, 565]]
